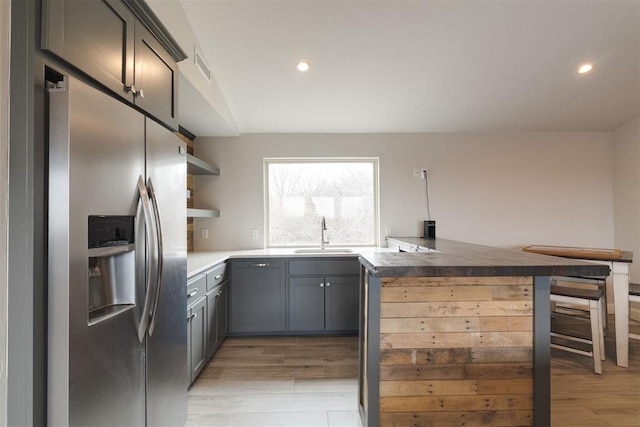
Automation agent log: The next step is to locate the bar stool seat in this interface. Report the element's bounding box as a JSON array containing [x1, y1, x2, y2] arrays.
[[550, 284, 605, 374]]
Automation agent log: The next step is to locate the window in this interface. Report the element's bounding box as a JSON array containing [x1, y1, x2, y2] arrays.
[[265, 158, 379, 247]]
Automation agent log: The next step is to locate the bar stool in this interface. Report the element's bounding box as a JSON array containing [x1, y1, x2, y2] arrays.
[[551, 275, 608, 330], [550, 283, 605, 374], [630, 282, 640, 341]]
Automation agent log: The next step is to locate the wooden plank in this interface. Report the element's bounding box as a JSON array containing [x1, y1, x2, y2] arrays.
[[380, 348, 472, 365], [463, 363, 533, 380], [381, 301, 533, 318], [381, 317, 480, 333], [479, 316, 533, 332], [381, 332, 533, 349], [490, 285, 533, 301], [379, 410, 533, 426], [476, 379, 533, 394], [380, 379, 478, 397], [471, 347, 533, 364], [381, 286, 492, 302], [381, 276, 533, 287], [379, 394, 534, 412], [522, 244, 622, 260], [380, 364, 465, 381]]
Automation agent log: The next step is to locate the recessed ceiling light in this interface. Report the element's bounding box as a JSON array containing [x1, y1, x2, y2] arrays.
[[296, 61, 310, 72], [578, 63, 593, 74]]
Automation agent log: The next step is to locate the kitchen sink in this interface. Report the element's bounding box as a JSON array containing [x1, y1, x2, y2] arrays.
[[293, 248, 355, 254]]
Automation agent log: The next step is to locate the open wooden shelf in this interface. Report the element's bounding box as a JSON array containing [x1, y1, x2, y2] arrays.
[[187, 153, 220, 175], [187, 208, 220, 218]]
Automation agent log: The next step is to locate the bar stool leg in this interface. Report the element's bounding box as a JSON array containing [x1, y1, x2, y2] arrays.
[[590, 299, 603, 374]]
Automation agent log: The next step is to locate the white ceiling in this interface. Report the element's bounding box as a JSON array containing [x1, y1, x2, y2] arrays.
[[177, 0, 640, 135]]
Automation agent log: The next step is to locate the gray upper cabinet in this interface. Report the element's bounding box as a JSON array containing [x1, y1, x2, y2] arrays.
[[41, 0, 136, 103], [41, 0, 183, 130], [229, 261, 286, 334], [134, 21, 178, 129]]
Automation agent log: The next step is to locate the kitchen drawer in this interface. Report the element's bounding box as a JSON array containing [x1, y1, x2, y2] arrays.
[[289, 259, 359, 276], [206, 262, 227, 291], [187, 274, 206, 305]]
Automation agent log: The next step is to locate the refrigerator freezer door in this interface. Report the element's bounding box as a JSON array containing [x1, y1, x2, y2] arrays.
[[48, 76, 146, 426], [144, 118, 188, 426]]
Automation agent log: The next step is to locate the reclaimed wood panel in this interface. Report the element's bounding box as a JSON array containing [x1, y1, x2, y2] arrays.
[[378, 276, 534, 426], [381, 276, 532, 287], [379, 394, 533, 412], [381, 301, 532, 318], [380, 331, 533, 349], [177, 131, 196, 252], [379, 410, 533, 427]]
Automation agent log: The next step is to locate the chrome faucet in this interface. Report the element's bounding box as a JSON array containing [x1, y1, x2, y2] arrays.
[[320, 216, 329, 249]]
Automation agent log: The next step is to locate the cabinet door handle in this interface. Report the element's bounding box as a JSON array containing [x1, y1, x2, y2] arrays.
[[214, 274, 222, 280], [249, 263, 269, 267], [326, 282, 331, 287], [138, 89, 145, 98], [187, 289, 198, 298], [126, 84, 138, 95], [320, 282, 324, 287]]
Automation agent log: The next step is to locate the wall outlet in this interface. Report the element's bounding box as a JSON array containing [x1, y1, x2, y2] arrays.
[[413, 168, 428, 179], [251, 228, 259, 240], [385, 226, 392, 236], [201, 228, 209, 239]]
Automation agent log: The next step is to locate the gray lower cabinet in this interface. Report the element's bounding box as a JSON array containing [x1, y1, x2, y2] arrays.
[[187, 296, 207, 383], [289, 278, 325, 331], [324, 277, 359, 331], [288, 276, 359, 332], [229, 261, 286, 333], [187, 262, 228, 385], [206, 281, 228, 359]]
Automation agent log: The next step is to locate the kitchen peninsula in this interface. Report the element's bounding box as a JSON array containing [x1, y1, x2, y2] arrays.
[[358, 237, 610, 427]]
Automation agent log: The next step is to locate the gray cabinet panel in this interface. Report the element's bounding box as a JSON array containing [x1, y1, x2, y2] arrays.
[[134, 22, 178, 130], [288, 278, 325, 331], [206, 262, 227, 291], [42, 0, 135, 101], [188, 296, 206, 383], [205, 289, 218, 360], [325, 277, 359, 332], [230, 261, 286, 333], [206, 280, 228, 359], [289, 259, 359, 276], [216, 282, 229, 342]]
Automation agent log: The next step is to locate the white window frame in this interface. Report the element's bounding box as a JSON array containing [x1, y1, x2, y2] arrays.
[[264, 157, 380, 248]]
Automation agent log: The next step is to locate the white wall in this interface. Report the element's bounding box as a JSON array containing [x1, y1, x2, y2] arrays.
[[613, 116, 640, 279], [0, 0, 10, 422], [613, 116, 640, 319], [192, 132, 614, 252]]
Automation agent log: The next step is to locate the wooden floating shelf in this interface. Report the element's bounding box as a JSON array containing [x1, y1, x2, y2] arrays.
[[187, 208, 220, 218], [186, 154, 220, 176]]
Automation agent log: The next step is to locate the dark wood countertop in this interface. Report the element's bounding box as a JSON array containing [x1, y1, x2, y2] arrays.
[[359, 237, 611, 277]]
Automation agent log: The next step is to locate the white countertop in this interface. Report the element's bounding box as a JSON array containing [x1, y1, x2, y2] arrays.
[[187, 247, 394, 277]]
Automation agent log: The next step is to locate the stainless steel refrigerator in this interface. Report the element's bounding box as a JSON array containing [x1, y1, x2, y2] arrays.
[[47, 74, 187, 426]]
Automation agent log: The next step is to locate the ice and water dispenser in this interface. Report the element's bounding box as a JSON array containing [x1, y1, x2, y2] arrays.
[[87, 215, 136, 325]]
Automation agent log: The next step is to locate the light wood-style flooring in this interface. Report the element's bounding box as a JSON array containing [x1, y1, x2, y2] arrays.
[[187, 317, 640, 427]]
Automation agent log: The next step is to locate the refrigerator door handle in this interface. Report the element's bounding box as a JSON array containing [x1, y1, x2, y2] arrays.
[[137, 175, 157, 343], [147, 177, 164, 337]]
